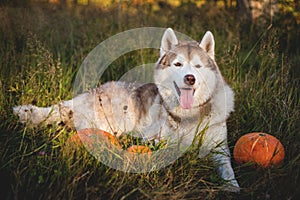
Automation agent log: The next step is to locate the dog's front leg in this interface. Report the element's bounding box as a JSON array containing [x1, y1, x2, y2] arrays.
[[212, 144, 240, 192], [199, 123, 240, 192]]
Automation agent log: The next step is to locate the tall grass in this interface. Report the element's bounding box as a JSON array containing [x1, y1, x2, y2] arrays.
[[0, 1, 299, 199]]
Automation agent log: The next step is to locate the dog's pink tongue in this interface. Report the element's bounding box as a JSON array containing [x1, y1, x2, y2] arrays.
[[180, 89, 194, 109]]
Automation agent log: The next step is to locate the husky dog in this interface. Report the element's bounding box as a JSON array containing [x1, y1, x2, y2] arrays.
[[13, 28, 239, 191]]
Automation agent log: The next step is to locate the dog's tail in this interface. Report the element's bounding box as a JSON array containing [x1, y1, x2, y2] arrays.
[[13, 100, 73, 126]]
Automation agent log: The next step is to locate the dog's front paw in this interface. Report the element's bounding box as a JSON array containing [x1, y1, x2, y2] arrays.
[[222, 179, 240, 193], [13, 105, 34, 124]]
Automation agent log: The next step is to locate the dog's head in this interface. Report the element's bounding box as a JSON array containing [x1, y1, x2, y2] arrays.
[[154, 28, 220, 110]]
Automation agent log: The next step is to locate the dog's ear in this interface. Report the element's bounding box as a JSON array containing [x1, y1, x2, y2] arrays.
[[199, 31, 215, 60], [160, 28, 178, 56]]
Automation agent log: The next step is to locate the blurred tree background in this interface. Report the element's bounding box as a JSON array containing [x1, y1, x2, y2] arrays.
[[1, 0, 299, 77]]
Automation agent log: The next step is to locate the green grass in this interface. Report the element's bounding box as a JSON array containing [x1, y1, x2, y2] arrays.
[[1, 1, 300, 199]]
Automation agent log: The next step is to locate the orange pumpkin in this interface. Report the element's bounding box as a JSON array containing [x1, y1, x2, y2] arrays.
[[233, 132, 285, 168], [127, 145, 152, 155], [70, 128, 121, 149]]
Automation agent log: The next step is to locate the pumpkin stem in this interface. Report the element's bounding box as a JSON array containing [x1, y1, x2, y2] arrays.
[[259, 133, 266, 136]]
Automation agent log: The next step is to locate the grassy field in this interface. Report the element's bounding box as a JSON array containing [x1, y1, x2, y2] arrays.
[[0, 1, 299, 199]]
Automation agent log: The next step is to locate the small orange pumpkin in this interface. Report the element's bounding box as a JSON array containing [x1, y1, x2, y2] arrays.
[[127, 145, 152, 155], [233, 132, 285, 168], [70, 128, 121, 149]]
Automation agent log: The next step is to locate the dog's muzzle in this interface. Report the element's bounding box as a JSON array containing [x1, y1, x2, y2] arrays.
[[184, 74, 196, 86], [173, 81, 195, 109]]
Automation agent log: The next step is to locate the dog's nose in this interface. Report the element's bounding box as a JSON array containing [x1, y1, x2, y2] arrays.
[[184, 74, 196, 85]]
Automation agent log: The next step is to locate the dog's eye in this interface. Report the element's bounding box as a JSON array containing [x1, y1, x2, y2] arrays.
[[195, 64, 202, 68], [174, 62, 182, 67]]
